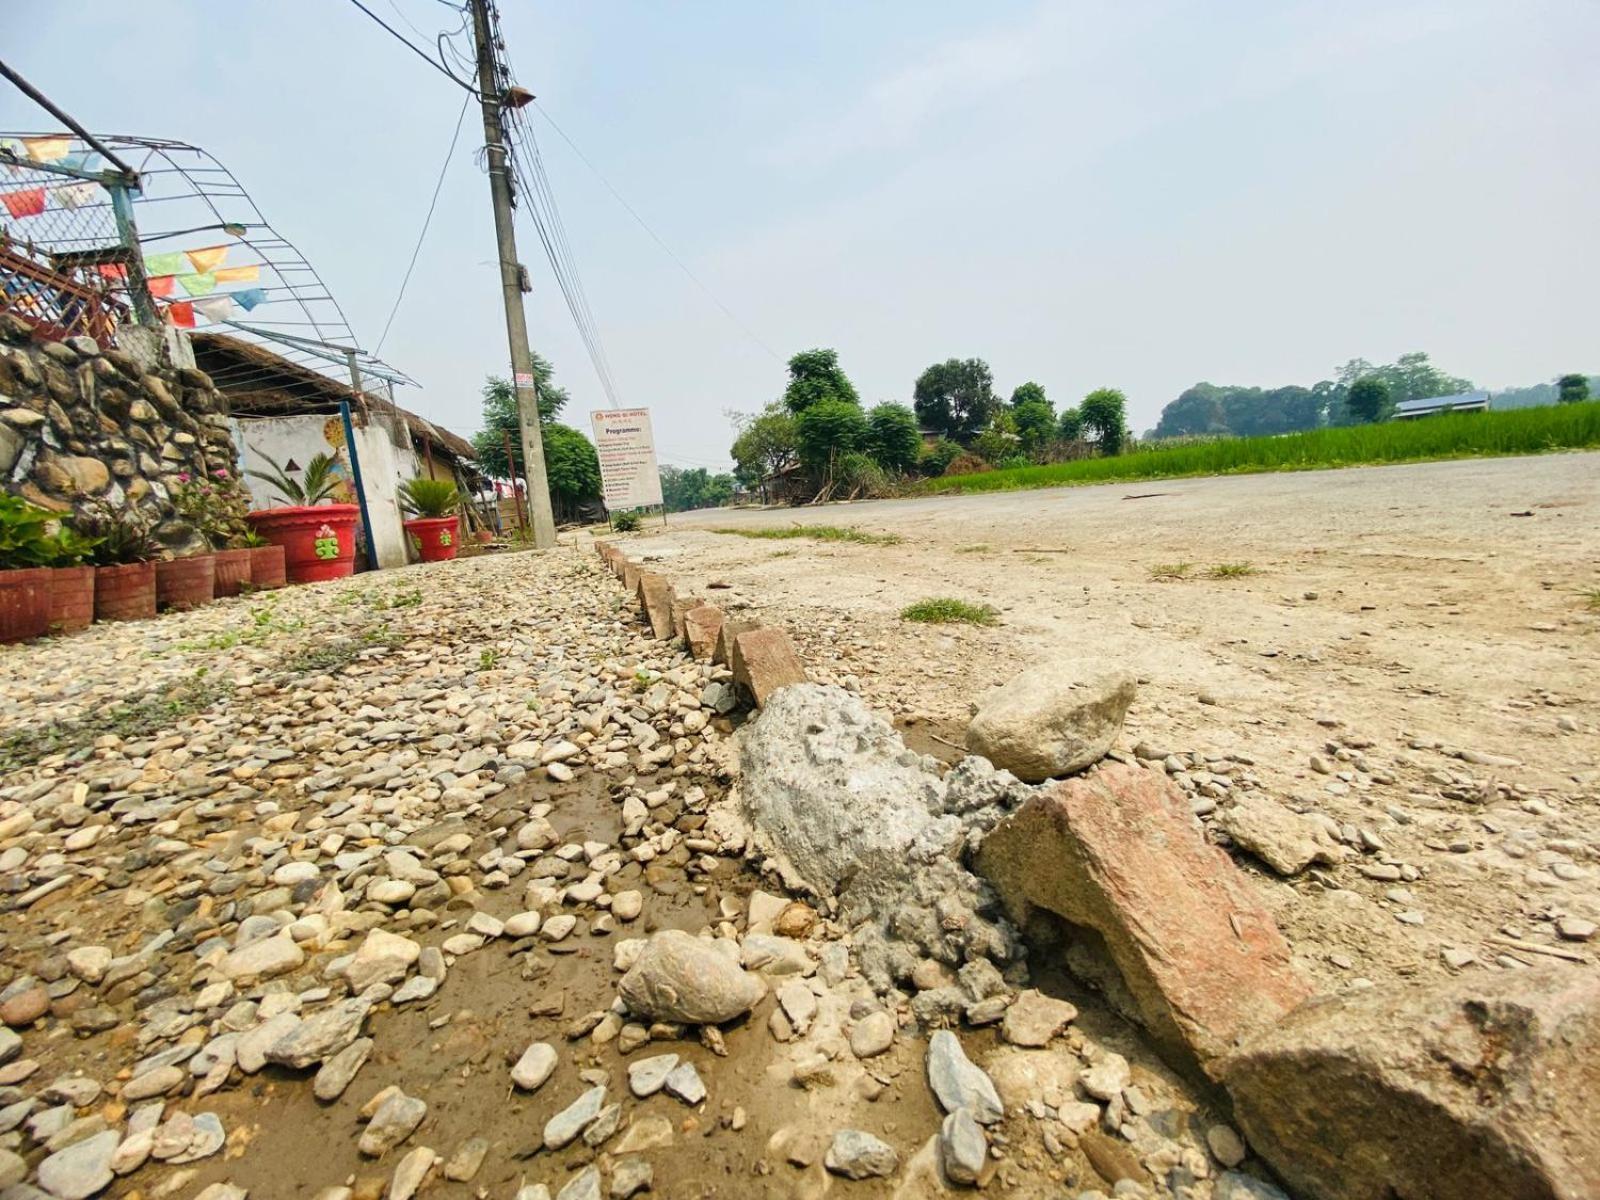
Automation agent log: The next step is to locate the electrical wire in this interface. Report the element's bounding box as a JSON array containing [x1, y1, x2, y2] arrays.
[[530, 99, 782, 362], [344, 0, 482, 95], [375, 89, 472, 355]]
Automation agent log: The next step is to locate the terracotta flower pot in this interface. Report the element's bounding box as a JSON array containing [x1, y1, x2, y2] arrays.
[[247, 544, 287, 590], [213, 548, 253, 598], [48, 565, 95, 634], [155, 554, 216, 612], [246, 504, 359, 584], [403, 515, 460, 563], [95, 561, 157, 623], [474, 529, 493, 544], [0, 566, 52, 644]]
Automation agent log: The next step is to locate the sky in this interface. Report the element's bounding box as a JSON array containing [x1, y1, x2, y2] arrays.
[[6, 1, 1597, 468]]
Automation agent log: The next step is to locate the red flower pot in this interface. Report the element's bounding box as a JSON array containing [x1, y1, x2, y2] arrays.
[[404, 515, 460, 563], [0, 567, 51, 644], [156, 554, 216, 612], [95, 561, 157, 623], [474, 529, 493, 544], [213, 548, 253, 598], [248, 544, 287, 590], [246, 505, 359, 584], [48, 565, 95, 634]]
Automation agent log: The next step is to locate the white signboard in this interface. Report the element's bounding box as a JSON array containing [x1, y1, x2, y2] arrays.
[[590, 407, 663, 510]]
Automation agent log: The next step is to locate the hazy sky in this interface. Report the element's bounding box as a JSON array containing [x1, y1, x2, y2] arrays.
[[7, 1, 1597, 467]]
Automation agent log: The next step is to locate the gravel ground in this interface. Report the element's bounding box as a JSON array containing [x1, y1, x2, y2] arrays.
[[0, 546, 1251, 1200]]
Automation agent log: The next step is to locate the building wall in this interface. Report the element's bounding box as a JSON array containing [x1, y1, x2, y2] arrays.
[[232, 412, 412, 569]]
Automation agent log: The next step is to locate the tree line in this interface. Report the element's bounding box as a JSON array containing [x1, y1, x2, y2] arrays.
[[1151, 352, 1593, 440], [730, 349, 1130, 501]]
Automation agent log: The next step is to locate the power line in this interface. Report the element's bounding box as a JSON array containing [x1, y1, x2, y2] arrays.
[[375, 89, 472, 355], [344, 0, 481, 94], [531, 99, 781, 362]]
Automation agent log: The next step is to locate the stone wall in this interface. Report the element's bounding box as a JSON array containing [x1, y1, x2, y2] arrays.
[[0, 314, 239, 556]]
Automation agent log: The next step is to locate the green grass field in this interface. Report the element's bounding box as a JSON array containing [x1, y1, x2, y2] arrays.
[[918, 402, 1600, 496]]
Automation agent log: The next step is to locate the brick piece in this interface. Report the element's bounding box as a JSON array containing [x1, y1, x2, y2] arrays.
[[670, 595, 705, 642], [683, 606, 725, 661], [976, 763, 1310, 1078], [713, 618, 757, 666], [621, 559, 642, 592], [636, 572, 676, 639], [732, 627, 808, 708]]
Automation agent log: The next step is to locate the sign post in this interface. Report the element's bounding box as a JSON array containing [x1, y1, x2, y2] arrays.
[[590, 408, 664, 522]]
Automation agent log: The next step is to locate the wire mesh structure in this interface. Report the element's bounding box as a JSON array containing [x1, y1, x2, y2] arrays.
[[0, 130, 413, 404]]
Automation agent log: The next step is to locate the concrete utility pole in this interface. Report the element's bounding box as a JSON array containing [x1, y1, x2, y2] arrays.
[[467, 0, 556, 548]]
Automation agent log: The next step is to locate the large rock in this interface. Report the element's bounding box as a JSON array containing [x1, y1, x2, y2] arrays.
[[964, 661, 1134, 782], [976, 764, 1309, 1077], [344, 929, 420, 992], [739, 684, 1029, 992], [618, 930, 766, 1024], [1222, 966, 1600, 1200]]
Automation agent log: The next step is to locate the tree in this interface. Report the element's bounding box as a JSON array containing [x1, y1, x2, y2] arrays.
[[865, 402, 922, 472], [973, 409, 1020, 465], [1346, 376, 1392, 424], [913, 358, 997, 443], [782, 348, 859, 414], [1558, 373, 1591, 404], [471, 366, 570, 477], [660, 466, 735, 512], [1057, 406, 1084, 441], [729, 404, 799, 501], [919, 438, 961, 476], [795, 398, 868, 477], [1079, 388, 1128, 454], [540, 423, 601, 517], [1009, 382, 1055, 455]]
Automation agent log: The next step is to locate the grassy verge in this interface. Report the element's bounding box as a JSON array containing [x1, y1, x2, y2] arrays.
[[918, 403, 1600, 496], [711, 525, 903, 545], [901, 597, 1000, 625]]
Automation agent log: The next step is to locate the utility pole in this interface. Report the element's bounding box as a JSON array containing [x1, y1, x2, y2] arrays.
[[467, 0, 556, 549]]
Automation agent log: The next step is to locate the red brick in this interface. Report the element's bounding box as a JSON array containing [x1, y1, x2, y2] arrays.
[[976, 763, 1310, 1078], [713, 618, 757, 666], [670, 594, 704, 641], [635, 572, 676, 640], [732, 627, 808, 707]]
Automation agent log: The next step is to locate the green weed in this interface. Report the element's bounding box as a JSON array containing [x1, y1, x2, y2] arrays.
[[901, 597, 1000, 626], [1149, 562, 1194, 581], [1208, 562, 1258, 579]]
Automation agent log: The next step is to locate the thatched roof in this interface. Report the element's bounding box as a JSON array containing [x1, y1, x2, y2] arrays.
[[190, 332, 477, 463]]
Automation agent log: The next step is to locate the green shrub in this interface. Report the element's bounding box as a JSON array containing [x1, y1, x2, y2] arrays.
[[900, 597, 1000, 625], [0, 495, 59, 570], [247, 450, 342, 505], [612, 509, 643, 532], [919, 438, 961, 476]]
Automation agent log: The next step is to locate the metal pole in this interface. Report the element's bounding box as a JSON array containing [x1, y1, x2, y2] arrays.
[[0, 57, 141, 179], [106, 181, 157, 326], [468, 0, 556, 550], [503, 429, 526, 533], [342, 353, 380, 571]]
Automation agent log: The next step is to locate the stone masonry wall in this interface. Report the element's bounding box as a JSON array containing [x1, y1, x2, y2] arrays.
[[0, 313, 239, 556]]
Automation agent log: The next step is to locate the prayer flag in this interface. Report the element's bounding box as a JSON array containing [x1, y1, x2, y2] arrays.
[[21, 137, 71, 163], [194, 296, 237, 323], [147, 275, 177, 298], [213, 264, 260, 284], [143, 252, 183, 276], [167, 301, 196, 329], [232, 287, 266, 311], [178, 272, 217, 297], [185, 245, 228, 274], [52, 182, 100, 210], [98, 264, 128, 281], [1, 187, 45, 218]]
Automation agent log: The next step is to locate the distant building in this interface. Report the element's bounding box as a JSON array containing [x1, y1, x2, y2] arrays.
[[1392, 391, 1490, 420]]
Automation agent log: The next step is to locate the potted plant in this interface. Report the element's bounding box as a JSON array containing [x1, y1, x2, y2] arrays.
[[46, 522, 100, 635], [399, 478, 461, 563], [76, 500, 159, 623], [172, 469, 252, 599], [244, 451, 360, 584], [238, 527, 286, 591], [0, 495, 57, 644]]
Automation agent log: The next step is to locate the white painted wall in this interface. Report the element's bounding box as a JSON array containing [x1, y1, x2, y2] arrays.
[[232, 412, 412, 570]]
